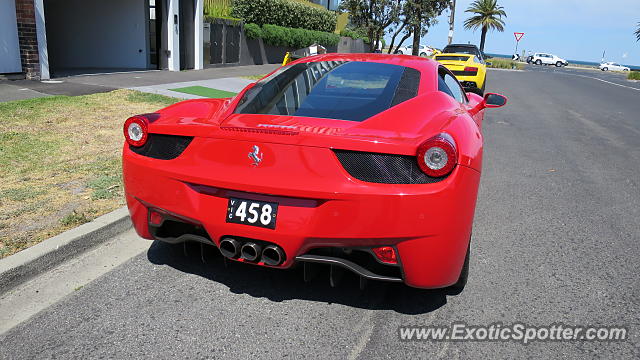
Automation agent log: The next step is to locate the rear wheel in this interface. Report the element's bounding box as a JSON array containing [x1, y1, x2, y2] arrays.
[[603, 67, 608, 71], [420, 52, 426, 57], [535, 59, 542, 65]]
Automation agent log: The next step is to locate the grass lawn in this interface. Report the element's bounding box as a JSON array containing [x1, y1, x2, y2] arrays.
[[169, 86, 237, 98], [0, 89, 180, 258]]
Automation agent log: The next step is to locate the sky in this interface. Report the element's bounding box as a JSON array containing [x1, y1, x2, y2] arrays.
[[385, 0, 640, 66]]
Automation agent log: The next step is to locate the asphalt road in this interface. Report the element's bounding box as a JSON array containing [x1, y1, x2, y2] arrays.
[[1, 67, 639, 359]]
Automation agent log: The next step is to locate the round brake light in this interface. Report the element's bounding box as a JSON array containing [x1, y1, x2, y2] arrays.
[[416, 133, 457, 177], [124, 116, 149, 147]]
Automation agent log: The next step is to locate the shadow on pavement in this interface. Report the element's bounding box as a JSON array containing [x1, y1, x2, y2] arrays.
[[147, 240, 450, 315]]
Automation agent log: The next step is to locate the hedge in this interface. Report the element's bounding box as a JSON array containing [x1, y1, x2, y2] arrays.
[[231, 0, 337, 33], [340, 28, 370, 44], [628, 71, 640, 80], [244, 23, 340, 48]]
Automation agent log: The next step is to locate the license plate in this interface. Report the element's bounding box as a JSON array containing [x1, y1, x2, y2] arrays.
[[226, 197, 278, 229]]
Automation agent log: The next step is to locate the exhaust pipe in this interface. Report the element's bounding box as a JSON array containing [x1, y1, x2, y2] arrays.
[[219, 237, 240, 258], [240, 242, 262, 262], [261, 245, 285, 266]]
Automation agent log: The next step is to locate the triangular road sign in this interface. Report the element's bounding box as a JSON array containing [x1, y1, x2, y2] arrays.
[[514, 32, 525, 42]]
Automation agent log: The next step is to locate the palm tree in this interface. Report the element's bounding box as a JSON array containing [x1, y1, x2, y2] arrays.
[[636, 22, 640, 42], [463, 0, 506, 53]]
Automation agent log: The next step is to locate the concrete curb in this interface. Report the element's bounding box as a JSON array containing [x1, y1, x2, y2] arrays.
[[0, 207, 132, 295]]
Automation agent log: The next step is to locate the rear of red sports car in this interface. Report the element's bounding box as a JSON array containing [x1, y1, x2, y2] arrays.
[[123, 54, 488, 290]]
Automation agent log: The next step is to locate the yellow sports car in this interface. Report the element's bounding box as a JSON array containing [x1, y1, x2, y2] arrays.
[[434, 51, 487, 95]]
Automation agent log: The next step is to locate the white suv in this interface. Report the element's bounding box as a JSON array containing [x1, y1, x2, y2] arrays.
[[531, 53, 568, 67], [599, 62, 630, 72]]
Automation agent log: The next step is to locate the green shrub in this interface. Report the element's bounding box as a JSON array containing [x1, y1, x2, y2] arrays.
[[487, 58, 525, 70], [628, 71, 640, 80], [232, 0, 337, 33], [339, 28, 370, 44], [261, 24, 340, 48], [244, 23, 263, 39], [204, 0, 232, 17]]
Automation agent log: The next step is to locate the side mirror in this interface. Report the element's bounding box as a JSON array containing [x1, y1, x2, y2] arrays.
[[484, 93, 507, 108]]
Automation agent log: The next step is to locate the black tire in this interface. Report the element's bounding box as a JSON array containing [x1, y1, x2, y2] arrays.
[[420, 52, 426, 57], [555, 61, 563, 67], [447, 244, 470, 294], [396, 50, 403, 55], [535, 59, 542, 65]]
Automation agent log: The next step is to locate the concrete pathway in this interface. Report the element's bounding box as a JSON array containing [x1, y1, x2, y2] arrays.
[[0, 64, 278, 103], [0, 83, 50, 102]]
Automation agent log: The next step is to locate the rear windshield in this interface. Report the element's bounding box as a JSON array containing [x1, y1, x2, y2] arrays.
[[443, 46, 479, 56], [435, 55, 471, 61], [234, 61, 420, 122]]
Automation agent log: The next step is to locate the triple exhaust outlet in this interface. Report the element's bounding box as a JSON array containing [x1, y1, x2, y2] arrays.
[[219, 237, 284, 266]]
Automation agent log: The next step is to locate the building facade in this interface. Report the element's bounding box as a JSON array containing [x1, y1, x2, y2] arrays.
[[0, 0, 204, 80]]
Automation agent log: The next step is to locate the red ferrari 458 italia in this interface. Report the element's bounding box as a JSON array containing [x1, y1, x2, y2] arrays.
[[122, 53, 506, 291]]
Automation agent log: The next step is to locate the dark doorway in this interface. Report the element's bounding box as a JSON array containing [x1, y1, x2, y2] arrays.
[[148, 0, 162, 68], [210, 23, 224, 64], [224, 25, 240, 63], [179, 0, 195, 70]]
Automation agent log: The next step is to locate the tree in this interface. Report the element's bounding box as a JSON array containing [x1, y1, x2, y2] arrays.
[[463, 0, 506, 53], [636, 22, 640, 42], [386, 0, 449, 55], [339, 0, 402, 52], [408, 0, 450, 55], [447, 0, 456, 45]]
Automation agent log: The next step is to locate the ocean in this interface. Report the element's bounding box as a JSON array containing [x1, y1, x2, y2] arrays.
[[486, 53, 640, 71]]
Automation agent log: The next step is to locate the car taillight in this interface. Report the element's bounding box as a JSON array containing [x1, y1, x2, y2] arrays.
[[416, 133, 457, 177], [464, 66, 478, 73], [372, 246, 397, 264], [124, 115, 149, 147]]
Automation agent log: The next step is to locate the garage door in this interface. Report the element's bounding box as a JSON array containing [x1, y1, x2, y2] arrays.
[[0, 0, 22, 74]]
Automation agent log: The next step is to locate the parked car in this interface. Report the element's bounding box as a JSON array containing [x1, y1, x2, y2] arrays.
[[599, 62, 630, 72], [122, 53, 507, 291], [442, 44, 486, 63], [407, 44, 436, 57], [435, 53, 488, 95], [531, 53, 568, 67], [395, 44, 435, 57]]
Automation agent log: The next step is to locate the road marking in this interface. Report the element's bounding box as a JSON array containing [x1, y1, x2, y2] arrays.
[[347, 310, 374, 360], [559, 73, 640, 92]]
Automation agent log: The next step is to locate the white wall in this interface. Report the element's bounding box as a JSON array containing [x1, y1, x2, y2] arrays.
[[0, 0, 22, 73], [45, 0, 148, 70]]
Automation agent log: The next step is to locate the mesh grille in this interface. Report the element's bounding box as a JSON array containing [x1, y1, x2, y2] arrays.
[[390, 67, 421, 107], [333, 150, 446, 184], [129, 134, 193, 160]]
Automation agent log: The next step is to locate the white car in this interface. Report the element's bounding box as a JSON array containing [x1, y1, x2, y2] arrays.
[[531, 53, 568, 67], [599, 62, 630, 72], [395, 44, 434, 57]]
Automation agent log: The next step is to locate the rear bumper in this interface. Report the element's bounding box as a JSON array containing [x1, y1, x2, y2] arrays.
[[123, 141, 481, 289]]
